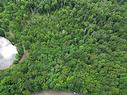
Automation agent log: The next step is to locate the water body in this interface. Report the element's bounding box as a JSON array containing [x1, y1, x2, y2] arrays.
[[0, 37, 18, 70]]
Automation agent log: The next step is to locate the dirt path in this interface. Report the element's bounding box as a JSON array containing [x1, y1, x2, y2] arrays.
[[32, 91, 80, 95]]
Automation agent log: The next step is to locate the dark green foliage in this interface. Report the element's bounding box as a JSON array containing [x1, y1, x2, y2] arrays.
[[0, 0, 127, 95]]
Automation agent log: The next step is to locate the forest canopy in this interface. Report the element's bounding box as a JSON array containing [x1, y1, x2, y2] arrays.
[[0, 0, 127, 95]]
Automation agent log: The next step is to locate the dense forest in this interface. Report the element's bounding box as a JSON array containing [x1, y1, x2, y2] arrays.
[[0, 0, 127, 95]]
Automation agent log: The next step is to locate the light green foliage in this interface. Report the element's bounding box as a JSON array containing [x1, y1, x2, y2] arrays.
[[0, 0, 127, 95]]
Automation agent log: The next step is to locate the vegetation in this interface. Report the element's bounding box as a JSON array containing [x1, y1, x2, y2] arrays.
[[0, 0, 127, 95]]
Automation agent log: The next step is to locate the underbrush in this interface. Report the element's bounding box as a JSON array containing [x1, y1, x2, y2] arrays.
[[0, 0, 127, 95]]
